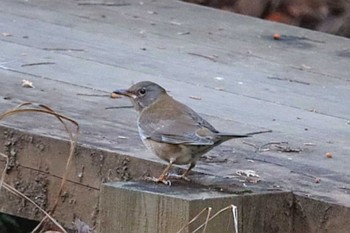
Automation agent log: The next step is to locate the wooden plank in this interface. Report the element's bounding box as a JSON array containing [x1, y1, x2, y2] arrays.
[[0, 2, 349, 120], [0, 127, 100, 226], [0, 41, 349, 208], [0, 125, 172, 227], [0, 0, 349, 229], [100, 181, 293, 233], [100, 182, 240, 233], [1, 0, 348, 82], [293, 195, 350, 233], [241, 192, 293, 233]]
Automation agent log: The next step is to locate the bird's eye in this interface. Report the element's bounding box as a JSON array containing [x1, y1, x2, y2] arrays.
[[138, 88, 146, 96]]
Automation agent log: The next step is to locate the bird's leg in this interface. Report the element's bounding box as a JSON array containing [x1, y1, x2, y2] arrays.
[[145, 160, 173, 185], [157, 161, 173, 184], [180, 162, 196, 181]]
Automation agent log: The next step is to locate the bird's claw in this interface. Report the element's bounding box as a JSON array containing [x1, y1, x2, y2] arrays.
[[144, 176, 172, 186], [168, 173, 191, 182], [181, 175, 191, 182]]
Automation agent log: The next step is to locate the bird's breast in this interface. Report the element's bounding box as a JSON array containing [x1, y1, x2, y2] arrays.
[[141, 138, 211, 165]]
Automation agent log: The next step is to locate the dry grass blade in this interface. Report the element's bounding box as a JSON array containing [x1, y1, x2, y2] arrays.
[[0, 102, 79, 233], [36, 104, 79, 214], [231, 205, 238, 233], [176, 207, 212, 233], [31, 218, 48, 233], [194, 205, 239, 233], [192, 207, 212, 233], [2, 182, 67, 233], [0, 152, 9, 191], [177, 204, 239, 233]]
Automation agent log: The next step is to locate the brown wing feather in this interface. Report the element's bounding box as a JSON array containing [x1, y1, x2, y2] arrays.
[[138, 94, 218, 145]]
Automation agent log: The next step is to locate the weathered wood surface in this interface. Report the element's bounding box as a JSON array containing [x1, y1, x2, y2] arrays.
[[100, 182, 242, 233], [0, 0, 349, 230], [100, 181, 293, 233]]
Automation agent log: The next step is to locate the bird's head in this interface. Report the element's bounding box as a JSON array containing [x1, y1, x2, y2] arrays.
[[113, 81, 166, 112]]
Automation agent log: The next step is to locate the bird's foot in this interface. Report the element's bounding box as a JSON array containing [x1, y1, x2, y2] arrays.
[[144, 176, 172, 186], [181, 175, 191, 182], [168, 173, 191, 182]]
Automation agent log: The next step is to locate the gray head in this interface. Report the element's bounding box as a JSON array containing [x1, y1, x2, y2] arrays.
[[113, 81, 166, 112]]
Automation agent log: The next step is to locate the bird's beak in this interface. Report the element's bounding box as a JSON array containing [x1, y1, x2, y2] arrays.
[[112, 89, 137, 99]]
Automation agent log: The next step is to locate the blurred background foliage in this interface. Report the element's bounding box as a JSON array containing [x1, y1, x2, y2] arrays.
[[184, 0, 350, 38]]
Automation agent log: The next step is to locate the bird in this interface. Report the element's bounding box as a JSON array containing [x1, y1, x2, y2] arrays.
[[112, 81, 271, 185]]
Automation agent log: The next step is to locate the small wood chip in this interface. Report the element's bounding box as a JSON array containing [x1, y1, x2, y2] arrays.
[[236, 170, 260, 178], [2, 32, 12, 37], [325, 152, 333, 159], [177, 31, 190, 35], [300, 64, 311, 70], [304, 143, 316, 146], [273, 33, 281, 40], [170, 21, 182, 26], [21, 80, 34, 88], [246, 176, 261, 183], [189, 96, 201, 100]]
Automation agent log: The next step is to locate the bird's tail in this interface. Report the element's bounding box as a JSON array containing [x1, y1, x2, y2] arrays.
[[216, 129, 272, 141], [243, 129, 272, 136]]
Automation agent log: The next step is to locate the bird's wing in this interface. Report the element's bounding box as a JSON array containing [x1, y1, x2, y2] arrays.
[[160, 132, 214, 145], [139, 117, 216, 145], [138, 99, 218, 145]]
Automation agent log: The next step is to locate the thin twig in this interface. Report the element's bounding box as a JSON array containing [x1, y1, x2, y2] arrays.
[[243, 141, 296, 153], [105, 106, 133, 109], [42, 48, 85, 52], [77, 2, 131, 6], [258, 141, 289, 152], [242, 141, 259, 150], [257, 141, 302, 153], [188, 52, 217, 62], [245, 129, 272, 136], [267, 76, 310, 85], [275, 145, 302, 153], [21, 62, 55, 67]]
